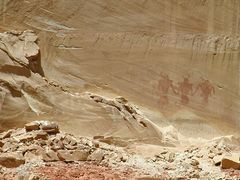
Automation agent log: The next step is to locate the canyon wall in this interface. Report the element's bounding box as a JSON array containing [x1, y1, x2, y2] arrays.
[[0, 0, 240, 139]]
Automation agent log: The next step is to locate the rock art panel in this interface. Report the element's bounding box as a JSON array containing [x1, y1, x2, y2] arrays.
[[158, 73, 177, 107], [158, 73, 215, 107]]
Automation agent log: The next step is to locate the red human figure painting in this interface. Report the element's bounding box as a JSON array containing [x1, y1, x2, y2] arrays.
[[195, 78, 215, 104], [177, 76, 193, 105]]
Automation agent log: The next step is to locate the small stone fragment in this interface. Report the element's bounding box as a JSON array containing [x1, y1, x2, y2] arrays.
[[213, 155, 223, 166], [0, 130, 12, 139], [0, 141, 4, 147], [34, 131, 48, 140], [208, 153, 215, 159], [190, 159, 199, 166], [40, 121, 59, 134], [25, 122, 40, 132]]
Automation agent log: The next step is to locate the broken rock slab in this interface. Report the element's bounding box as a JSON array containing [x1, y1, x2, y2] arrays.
[[88, 149, 105, 163], [57, 150, 89, 162], [40, 121, 59, 134], [0, 152, 25, 168], [24, 121, 59, 134], [221, 155, 240, 170], [25, 122, 40, 132], [0, 130, 12, 139]]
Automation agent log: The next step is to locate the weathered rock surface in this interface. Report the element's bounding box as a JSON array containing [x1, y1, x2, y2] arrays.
[[0, 152, 25, 168], [0, 121, 239, 179], [0, 30, 42, 75], [25, 122, 40, 132], [0, 1, 240, 179]]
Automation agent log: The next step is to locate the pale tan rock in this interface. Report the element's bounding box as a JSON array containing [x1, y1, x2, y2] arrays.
[[208, 153, 215, 159], [213, 155, 223, 166], [115, 96, 128, 104], [93, 135, 105, 140], [24, 151, 42, 163], [18, 174, 40, 180], [190, 159, 199, 166], [57, 150, 74, 162], [17, 134, 34, 143], [41, 150, 59, 162], [0, 152, 25, 168], [50, 139, 64, 150], [57, 149, 89, 162], [18, 144, 44, 154], [72, 150, 89, 161], [63, 135, 77, 146], [0, 130, 12, 139], [90, 95, 103, 103], [27, 174, 40, 180], [2, 141, 18, 152], [34, 131, 48, 140], [25, 122, 40, 132], [88, 149, 105, 163], [40, 121, 59, 134]]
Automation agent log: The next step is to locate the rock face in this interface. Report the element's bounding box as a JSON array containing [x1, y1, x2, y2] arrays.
[[0, 30, 43, 76], [0, 0, 239, 141], [0, 1, 239, 179]]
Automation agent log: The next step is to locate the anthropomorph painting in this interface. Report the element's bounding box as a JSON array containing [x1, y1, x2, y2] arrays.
[[158, 73, 215, 107]]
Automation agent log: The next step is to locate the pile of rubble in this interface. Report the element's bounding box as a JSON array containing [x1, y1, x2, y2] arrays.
[[0, 121, 148, 179], [0, 121, 239, 179]]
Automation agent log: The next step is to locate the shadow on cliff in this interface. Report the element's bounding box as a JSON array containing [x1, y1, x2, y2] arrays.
[[27, 50, 45, 77]]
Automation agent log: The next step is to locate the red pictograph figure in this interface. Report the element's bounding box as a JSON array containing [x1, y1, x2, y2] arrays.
[[177, 77, 193, 105], [158, 73, 177, 107], [195, 78, 215, 103]]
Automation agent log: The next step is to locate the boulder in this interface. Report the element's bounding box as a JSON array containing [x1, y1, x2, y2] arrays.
[[88, 149, 105, 163], [24, 152, 42, 163], [63, 135, 77, 146], [221, 156, 240, 170], [40, 121, 59, 134], [0, 152, 25, 168], [41, 150, 59, 162], [57, 150, 89, 162], [25, 122, 40, 132], [57, 150, 74, 162], [72, 150, 89, 161]]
